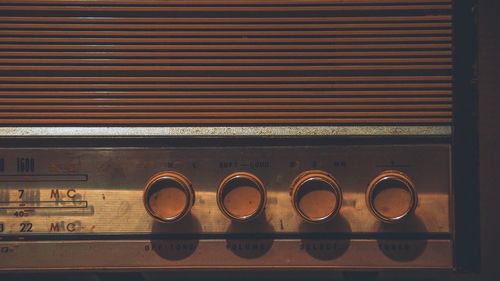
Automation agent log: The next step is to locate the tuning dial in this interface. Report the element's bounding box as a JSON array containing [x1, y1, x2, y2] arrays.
[[366, 170, 418, 223], [217, 172, 266, 221], [143, 171, 195, 223], [290, 170, 342, 223]]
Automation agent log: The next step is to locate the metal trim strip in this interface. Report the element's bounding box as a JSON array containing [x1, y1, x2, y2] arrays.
[[0, 126, 451, 137]]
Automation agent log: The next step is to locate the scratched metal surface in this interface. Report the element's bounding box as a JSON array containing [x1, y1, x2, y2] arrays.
[[0, 126, 452, 137]]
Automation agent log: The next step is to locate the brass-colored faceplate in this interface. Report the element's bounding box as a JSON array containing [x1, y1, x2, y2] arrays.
[[0, 145, 450, 235], [0, 239, 453, 271]]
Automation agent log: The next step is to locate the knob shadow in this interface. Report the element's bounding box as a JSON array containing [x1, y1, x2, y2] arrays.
[[299, 214, 352, 260], [376, 215, 428, 261], [225, 215, 274, 259], [150, 213, 201, 261]]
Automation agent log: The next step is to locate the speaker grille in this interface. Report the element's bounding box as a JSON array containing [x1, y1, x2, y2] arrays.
[[0, 0, 452, 125]]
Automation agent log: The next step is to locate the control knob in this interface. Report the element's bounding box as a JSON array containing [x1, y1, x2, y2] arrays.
[[290, 170, 342, 223], [366, 170, 418, 223], [217, 172, 266, 221], [143, 171, 195, 223]]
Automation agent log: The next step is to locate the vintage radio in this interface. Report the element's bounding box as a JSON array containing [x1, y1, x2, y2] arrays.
[[0, 0, 478, 273]]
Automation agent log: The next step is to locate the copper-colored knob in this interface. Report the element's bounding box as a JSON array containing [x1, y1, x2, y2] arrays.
[[217, 172, 266, 222], [143, 171, 195, 223], [290, 170, 342, 223], [366, 170, 418, 223]]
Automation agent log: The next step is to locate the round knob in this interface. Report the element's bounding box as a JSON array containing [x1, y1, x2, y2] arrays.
[[366, 170, 417, 223], [217, 172, 266, 221], [290, 170, 342, 223], [143, 171, 195, 223]]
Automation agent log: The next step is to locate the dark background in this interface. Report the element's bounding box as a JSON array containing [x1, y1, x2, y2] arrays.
[[471, 0, 500, 279], [1, 0, 499, 280]]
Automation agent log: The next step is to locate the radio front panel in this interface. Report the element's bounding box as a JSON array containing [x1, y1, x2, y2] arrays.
[[0, 144, 453, 270], [0, 145, 450, 235]]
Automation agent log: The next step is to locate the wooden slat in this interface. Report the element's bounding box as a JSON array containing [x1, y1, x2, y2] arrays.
[[0, 104, 452, 111], [0, 65, 452, 71], [0, 90, 453, 97], [0, 15, 451, 23], [0, 5, 452, 12], [0, 118, 452, 125], [0, 83, 452, 89], [0, 0, 453, 4], [0, 97, 452, 104], [0, 23, 452, 30], [0, 51, 453, 58], [0, 30, 452, 37], [0, 44, 453, 51], [0, 36, 452, 43], [0, 76, 452, 82], [0, 15, 452, 23], [0, 112, 452, 120], [0, 58, 453, 65]]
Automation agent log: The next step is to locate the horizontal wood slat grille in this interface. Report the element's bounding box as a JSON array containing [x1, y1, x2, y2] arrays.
[[0, 0, 453, 126]]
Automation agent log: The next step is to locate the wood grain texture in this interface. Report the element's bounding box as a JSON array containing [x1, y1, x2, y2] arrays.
[[0, 0, 453, 125]]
